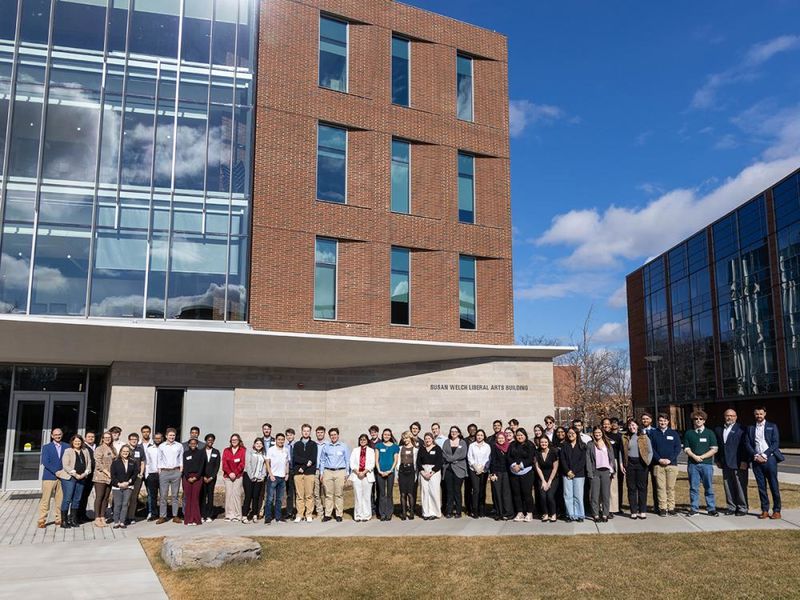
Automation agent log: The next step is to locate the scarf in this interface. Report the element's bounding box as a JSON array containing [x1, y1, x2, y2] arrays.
[[495, 438, 510, 453], [359, 445, 367, 471]]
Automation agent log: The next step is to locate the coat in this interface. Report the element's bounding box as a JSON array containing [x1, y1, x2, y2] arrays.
[[57, 447, 93, 480], [441, 439, 468, 479], [585, 440, 616, 478], [41, 442, 65, 481], [621, 433, 653, 466], [744, 421, 784, 463], [714, 423, 749, 469], [93, 445, 116, 484], [348, 446, 376, 483]]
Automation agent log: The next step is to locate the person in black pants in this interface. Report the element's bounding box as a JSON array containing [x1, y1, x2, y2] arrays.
[[508, 428, 536, 522], [535, 435, 560, 522], [397, 432, 418, 520], [201, 434, 220, 522], [77, 431, 96, 523], [284, 428, 297, 519], [466, 429, 490, 518], [441, 427, 468, 518], [489, 431, 514, 520], [623, 419, 653, 519]]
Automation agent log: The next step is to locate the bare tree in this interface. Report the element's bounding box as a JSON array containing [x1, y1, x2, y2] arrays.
[[518, 334, 563, 346]]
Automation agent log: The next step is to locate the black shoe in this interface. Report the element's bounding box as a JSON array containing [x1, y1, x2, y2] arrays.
[[659, 510, 667, 517], [707, 510, 719, 517], [335, 516, 342, 522], [400, 515, 406, 521], [735, 511, 747, 517], [321, 516, 332, 522], [668, 510, 677, 516], [686, 510, 698, 517], [607, 513, 614, 520], [264, 518, 272, 524], [725, 509, 736, 516], [454, 513, 461, 519], [445, 513, 452, 519], [60, 511, 71, 529], [576, 518, 584, 523]]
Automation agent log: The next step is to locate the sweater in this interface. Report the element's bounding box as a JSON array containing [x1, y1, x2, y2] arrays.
[[651, 427, 682, 464], [292, 438, 318, 475]]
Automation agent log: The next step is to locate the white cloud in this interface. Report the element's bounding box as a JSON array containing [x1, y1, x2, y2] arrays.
[[608, 283, 627, 308], [593, 321, 628, 344], [509, 100, 574, 137], [691, 35, 800, 109], [714, 133, 739, 150], [637, 182, 665, 196], [732, 101, 800, 160], [515, 273, 608, 301]]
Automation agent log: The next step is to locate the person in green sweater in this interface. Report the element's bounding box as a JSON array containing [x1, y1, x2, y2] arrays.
[[684, 410, 719, 517]]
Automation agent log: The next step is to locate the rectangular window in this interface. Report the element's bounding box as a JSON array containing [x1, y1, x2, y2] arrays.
[[317, 123, 347, 203], [459, 255, 476, 329], [155, 388, 185, 441], [319, 15, 348, 92], [391, 36, 410, 106], [391, 247, 410, 325], [391, 139, 410, 213], [458, 152, 475, 223], [314, 238, 337, 320], [456, 53, 473, 121]]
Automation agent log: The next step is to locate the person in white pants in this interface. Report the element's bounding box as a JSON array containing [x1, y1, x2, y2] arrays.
[[349, 434, 376, 522], [417, 433, 443, 519]]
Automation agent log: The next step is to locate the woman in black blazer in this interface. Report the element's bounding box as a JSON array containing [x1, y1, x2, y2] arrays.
[[507, 428, 536, 522], [489, 431, 514, 520], [110, 445, 137, 528]]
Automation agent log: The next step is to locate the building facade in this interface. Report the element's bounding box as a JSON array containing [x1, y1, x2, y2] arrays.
[[0, 0, 568, 490], [627, 167, 800, 440]]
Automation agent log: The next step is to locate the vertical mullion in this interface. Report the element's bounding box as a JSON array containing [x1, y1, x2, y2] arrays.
[[223, 0, 240, 322], [201, 0, 215, 235], [141, 60, 161, 319], [113, 0, 134, 229]]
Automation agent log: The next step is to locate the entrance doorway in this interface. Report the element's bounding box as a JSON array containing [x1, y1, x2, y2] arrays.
[[4, 392, 85, 490]]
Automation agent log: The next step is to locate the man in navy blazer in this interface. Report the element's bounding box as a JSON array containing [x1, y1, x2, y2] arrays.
[[744, 406, 783, 519], [37, 428, 65, 528], [714, 409, 749, 515]]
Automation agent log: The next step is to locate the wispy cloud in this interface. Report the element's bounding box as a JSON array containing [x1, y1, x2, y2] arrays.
[[635, 130, 654, 147], [515, 273, 610, 301], [509, 99, 577, 137], [637, 182, 665, 196], [608, 283, 627, 308], [714, 133, 739, 150], [593, 321, 628, 344], [691, 35, 800, 110]]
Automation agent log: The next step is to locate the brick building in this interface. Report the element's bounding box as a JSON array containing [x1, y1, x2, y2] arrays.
[[0, 0, 569, 490]]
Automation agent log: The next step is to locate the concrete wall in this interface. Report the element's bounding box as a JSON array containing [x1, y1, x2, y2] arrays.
[[108, 357, 554, 445]]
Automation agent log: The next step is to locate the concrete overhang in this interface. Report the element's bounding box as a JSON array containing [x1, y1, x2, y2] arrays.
[[0, 315, 575, 369]]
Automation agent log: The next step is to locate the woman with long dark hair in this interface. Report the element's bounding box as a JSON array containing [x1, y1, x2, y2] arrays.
[[375, 428, 399, 521], [535, 435, 560, 522], [586, 426, 616, 523], [349, 434, 376, 522], [508, 427, 536, 522], [442, 426, 468, 518], [560, 427, 587, 522]]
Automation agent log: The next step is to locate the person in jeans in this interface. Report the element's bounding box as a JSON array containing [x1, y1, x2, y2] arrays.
[[745, 406, 783, 520], [222, 434, 246, 522], [201, 433, 220, 522], [242, 438, 267, 523], [156, 428, 183, 524], [534, 434, 559, 522], [684, 410, 719, 517], [57, 434, 92, 528], [559, 427, 586, 522], [650, 413, 682, 516], [292, 424, 318, 522], [586, 426, 615, 523], [508, 428, 536, 522], [92, 431, 115, 527], [374, 429, 400, 521], [397, 431, 418, 520], [182, 437, 205, 525], [349, 433, 376, 522], [265, 433, 290, 523], [467, 429, 491, 518], [489, 431, 513, 520], [144, 432, 162, 521], [622, 419, 652, 519], [441, 426, 468, 518], [110, 445, 136, 529]]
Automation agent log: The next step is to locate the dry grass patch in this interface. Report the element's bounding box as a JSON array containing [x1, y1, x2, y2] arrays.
[[142, 530, 800, 599]]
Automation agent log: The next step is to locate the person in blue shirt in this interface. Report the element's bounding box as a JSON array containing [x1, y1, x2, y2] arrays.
[[318, 428, 350, 522], [650, 414, 682, 516], [38, 428, 65, 528], [375, 429, 400, 521]]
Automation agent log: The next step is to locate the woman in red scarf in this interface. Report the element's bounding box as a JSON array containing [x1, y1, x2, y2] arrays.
[[348, 434, 376, 521], [489, 431, 514, 520]]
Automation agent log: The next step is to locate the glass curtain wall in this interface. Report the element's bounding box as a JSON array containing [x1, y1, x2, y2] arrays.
[[0, 0, 258, 322], [642, 256, 672, 406], [775, 173, 800, 389]]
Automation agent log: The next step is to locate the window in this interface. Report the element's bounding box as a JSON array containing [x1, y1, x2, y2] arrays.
[[391, 247, 410, 325], [456, 53, 473, 121], [391, 139, 410, 213], [391, 36, 410, 106], [458, 152, 475, 223], [317, 123, 347, 203], [459, 255, 476, 329], [155, 388, 185, 441], [319, 15, 347, 92], [314, 238, 337, 319]]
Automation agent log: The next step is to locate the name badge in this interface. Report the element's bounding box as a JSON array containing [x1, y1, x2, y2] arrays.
[[234, 458, 241, 463], [380, 448, 386, 453], [337, 451, 344, 456], [666, 436, 674, 440], [610, 440, 615, 444], [699, 438, 707, 443], [186, 455, 192, 460], [134, 451, 140, 458], [212, 452, 218, 458]]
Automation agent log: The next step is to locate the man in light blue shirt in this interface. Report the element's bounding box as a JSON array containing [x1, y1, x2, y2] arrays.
[[313, 426, 327, 517], [319, 428, 350, 522], [431, 422, 447, 448]]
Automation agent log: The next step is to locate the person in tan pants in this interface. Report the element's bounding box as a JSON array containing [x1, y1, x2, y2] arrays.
[[292, 425, 318, 522], [318, 428, 349, 521], [38, 429, 65, 527]]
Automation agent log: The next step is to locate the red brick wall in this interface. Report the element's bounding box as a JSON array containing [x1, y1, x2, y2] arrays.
[[626, 270, 648, 409], [250, 0, 513, 344]]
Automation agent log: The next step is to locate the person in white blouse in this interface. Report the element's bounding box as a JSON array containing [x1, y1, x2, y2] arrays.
[[467, 429, 491, 518], [349, 434, 376, 522]]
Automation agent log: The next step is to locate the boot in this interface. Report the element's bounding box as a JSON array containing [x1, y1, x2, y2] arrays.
[[60, 510, 71, 528], [69, 512, 80, 528], [399, 495, 407, 520]]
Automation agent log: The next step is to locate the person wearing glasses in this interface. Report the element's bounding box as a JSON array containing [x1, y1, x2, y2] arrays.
[[683, 410, 719, 517]]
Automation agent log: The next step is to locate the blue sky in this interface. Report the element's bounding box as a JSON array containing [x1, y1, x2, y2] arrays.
[[406, 0, 800, 347]]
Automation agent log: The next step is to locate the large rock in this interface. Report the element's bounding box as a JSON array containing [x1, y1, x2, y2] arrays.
[[161, 536, 261, 570]]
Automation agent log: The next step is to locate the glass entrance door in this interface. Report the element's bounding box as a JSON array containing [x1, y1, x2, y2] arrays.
[[5, 392, 85, 490]]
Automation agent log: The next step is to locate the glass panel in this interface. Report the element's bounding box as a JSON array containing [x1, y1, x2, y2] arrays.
[[182, 0, 212, 64], [167, 233, 227, 319], [30, 223, 91, 316], [120, 102, 156, 187], [86, 368, 107, 435], [155, 388, 184, 440], [391, 247, 409, 325], [89, 230, 147, 317], [10, 400, 45, 482], [8, 63, 46, 178], [152, 97, 174, 189], [314, 238, 336, 319], [391, 139, 409, 213], [0, 366, 11, 482], [146, 234, 168, 318], [456, 54, 473, 121], [98, 72, 124, 184], [0, 58, 10, 176], [52, 0, 107, 51], [319, 15, 347, 92], [459, 255, 476, 329], [0, 0, 18, 41], [231, 105, 250, 195], [212, 0, 237, 67], [174, 112, 208, 191], [236, 0, 253, 69], [317, 123, 346, 203], [107, 0, 129, 54], [52, 400, 80, 441], [42, 102, 101, 183], [19, 0, 51, 45], [129, 0, 180, 59], [0, 222, 33, 313], [391, 36, 409, 106], [458, 152, 474, 223], [206, 104, 232, 193], [225, 236, 247, 320], [15, 366, 87, 391]]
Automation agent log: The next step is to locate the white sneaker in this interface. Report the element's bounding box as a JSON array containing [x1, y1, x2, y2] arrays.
[[224, 517, 232, 522], [513, 512, 524, 522], [242, 517, 250, 524], [294, 516, 302, 523], [524, 514, 533, 522], [306, 516, 313, 522]]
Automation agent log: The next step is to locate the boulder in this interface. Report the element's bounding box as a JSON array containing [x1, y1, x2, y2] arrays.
[[161, 536, 261, 570]]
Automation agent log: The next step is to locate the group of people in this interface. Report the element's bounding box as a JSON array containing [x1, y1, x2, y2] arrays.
[[36, 406, 784, 528]]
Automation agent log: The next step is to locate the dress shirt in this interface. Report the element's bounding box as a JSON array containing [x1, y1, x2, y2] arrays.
[[262, 436, 275, 449], [113, 439, 124, 453], [579, 433, 592, 444], [434, 434, 447, 448], [755, 422, 769, 456], [467, 441, 491, 472], [267, 446, 289, 478], [157, 441, 183, 469], [318, 441, 350, 475], [723, 423, 733, 444], [594, 445, 612, 470], [53, 442, 63, 458], [145, 444, 160, 475], [545, 430, 555, 442]]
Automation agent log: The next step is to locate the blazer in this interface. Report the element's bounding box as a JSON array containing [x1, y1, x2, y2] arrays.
[[585, 441, 616, 478], [441, 439, 468, 479], [203, 446, 221, 478], [744, 421, 784, 462], [110, 458, 137, 489], [348, 446, 376, 483], [559, 441, 587, 478], [621, 433, 653, 467], [57, 447, 93, 480], [714, 423, 749, 469], [93, 445, 116, 484], [489, 444, 509, 475], [41, 442, 65, 481]]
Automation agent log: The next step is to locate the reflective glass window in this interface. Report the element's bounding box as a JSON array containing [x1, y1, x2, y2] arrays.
[[53, 0, 106, 51], [0, 57, 12, 176], [8, 63, 46, 178], [712, 214, 737, 259], [687, 231, 708, 273], [152, 95, 175, 189], [391, 246, 409, 325], [314, 238, 336, 320], [391, 139, 409, 213], [317, 123, 346, 203], [174, 89, 208, 191], [0, 0, 18, 40], [182, 0, 212, 64], [146, 235, 168, 318], [120, 99, 156, 187], [227, 236, 248, 321], [212, 0, 237, 67], [206, 104, 233, 193], [0, 217, 33, 314], [236, 0, 254, 70], [107, 0, 129, 54], [19, 0, 51, 45], [459, 255, 476, 329], [42, 103, 101, 183], [456, 53, 473, 121], [774, 174, 800, 230], [167, 233, 227, 320], [231, 105, 251, 196], [391, 36, 409, 106], [668, 244, 687, 281], [319, 15, 347, 92], [130, 0, 180, 59], [89, 230, 147, 317], [458, 152, 474, 223]]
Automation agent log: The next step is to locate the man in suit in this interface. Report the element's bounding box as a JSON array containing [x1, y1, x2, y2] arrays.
[[745, 406, 783, 520], [37, 428, 65, 528], [76, 430, 96, 523], [201, 433, 220, 522], [126, 432, 147, 523], [715, 409, 749, 516]]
